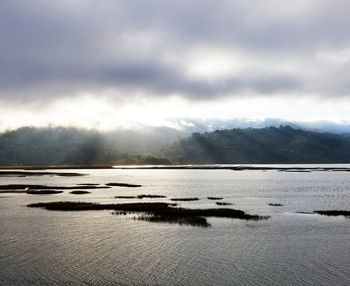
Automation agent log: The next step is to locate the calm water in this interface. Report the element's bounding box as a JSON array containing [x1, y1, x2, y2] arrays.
[[1, 166, 350, 285]]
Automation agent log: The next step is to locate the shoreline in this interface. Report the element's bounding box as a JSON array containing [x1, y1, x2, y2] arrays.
[[0, 164, 350, 171]]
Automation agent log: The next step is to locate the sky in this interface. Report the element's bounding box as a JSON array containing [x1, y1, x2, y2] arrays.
[[1, 0, 350, 132]]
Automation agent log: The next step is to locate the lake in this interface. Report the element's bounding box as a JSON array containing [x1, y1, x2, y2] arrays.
[[1, 165, 350, 285]]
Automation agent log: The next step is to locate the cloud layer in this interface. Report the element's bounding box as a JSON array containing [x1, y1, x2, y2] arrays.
[[1, 0, 350, 130], [1, 0, 350, 101]]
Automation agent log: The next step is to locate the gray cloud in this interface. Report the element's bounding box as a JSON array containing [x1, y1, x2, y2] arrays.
[[0, 0, 350, 102]]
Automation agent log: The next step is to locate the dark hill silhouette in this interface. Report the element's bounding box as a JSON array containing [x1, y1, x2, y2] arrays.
[[1, 126, 350, 165], [0, 127, 171, 165], [164, 126, 350, 164]]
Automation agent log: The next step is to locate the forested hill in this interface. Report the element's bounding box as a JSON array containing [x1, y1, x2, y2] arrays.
[[0, 127, 174, 165], [1, 126, 350, 165], [164, 126, 350, 164]]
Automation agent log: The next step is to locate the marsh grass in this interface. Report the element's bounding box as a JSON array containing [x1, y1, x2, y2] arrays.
[[216, 202, 232, 206], [106, 183, 142, 188], [0, 184, 110, 190], [314, 210, 350, 217], [138, 215, 210, 227], [137, 195, 167, 199], [114, 195, 167, 199], [70, 191, 91, 195], [27, 190, 63, 195], [0, 171, 85, 177], [170, 198, 199, 201], [207, 197, 223, 200], [27, 202, 173, 211], [27, 201, 269, 227]]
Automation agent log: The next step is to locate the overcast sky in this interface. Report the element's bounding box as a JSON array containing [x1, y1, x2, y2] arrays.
[[1, 0, 350, 131]]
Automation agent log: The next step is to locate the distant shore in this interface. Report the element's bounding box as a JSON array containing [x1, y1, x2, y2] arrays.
[[1, 164, 350, 172], [0, 165, 114, 170]]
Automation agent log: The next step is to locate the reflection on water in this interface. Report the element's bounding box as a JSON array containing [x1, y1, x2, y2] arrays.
[[1, 166, 350, 285]]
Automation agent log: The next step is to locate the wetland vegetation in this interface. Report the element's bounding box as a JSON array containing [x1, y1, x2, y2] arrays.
[[207, 197, 223, 200], [216, 202, 233, 206], [0, 184, 110, 190], [26, 190, 63, 195], [70, 191, 91, 195], [314, 210, 350, 217], [0, 170, 86, 177], [27, 201, 269, 227], [170, 198, 199, 201], [106, 183, 142, 188]]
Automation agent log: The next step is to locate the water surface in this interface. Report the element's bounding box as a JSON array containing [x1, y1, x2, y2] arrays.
[[1, 166, 350, 285]]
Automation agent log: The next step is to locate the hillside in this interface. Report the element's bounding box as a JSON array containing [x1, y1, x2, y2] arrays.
[[0, 127, 173, 165], [164, 126, 350, 164], [1, 126, 350, 165]]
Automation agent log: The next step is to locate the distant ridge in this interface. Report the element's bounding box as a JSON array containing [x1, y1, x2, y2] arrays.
[[0, 127, 172, 165], [1, 126, 350, 165], [164, 126, 350, 164]]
